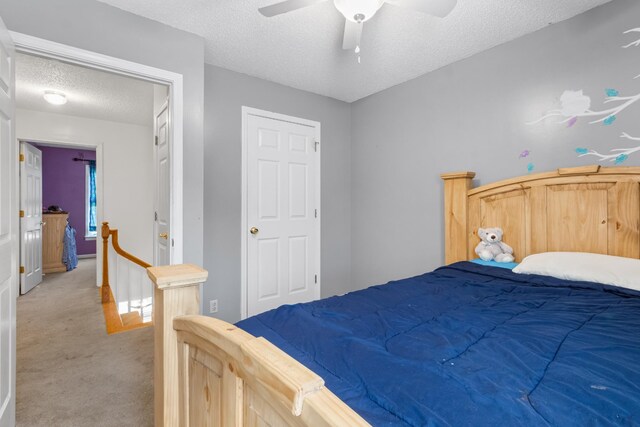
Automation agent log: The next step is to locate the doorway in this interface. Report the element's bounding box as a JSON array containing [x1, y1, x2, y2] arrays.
[[11, 31, 184, 267], [18, 140, 102, 295], [19, 141, 100, 294], [1, 28, 185, 426], [14, 48, 164, 292], [241, 107, 322, 318]]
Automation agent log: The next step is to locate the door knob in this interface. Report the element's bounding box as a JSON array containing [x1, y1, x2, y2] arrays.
[[250, 227, 259, 235], [159, 232, 168, 239]]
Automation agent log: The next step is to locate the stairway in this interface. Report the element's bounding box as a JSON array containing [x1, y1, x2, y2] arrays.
[[100, 222, 153, 334]]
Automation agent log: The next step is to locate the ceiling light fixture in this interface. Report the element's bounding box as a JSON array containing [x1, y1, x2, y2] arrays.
[[43, 91, 67, 106], [333, 0, 384, 64], [333, 0, 384, 23]]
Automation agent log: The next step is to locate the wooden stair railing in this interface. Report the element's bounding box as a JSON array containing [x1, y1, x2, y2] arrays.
[[101, 221, 153, 334], [101, 221, 151, 303]]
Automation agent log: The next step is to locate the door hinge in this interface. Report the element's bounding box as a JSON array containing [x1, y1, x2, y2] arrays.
[[314, 209, 318, 218], [154, 211, 158, 221], [19, 153, 24, 162], [314, 274, 318, 284], [155, 136, 159, 146], [314, 141, 319, 152], [19, 210, 24, 218], [20, 266, 25, 274]]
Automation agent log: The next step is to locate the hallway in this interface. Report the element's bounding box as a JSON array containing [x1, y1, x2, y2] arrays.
[[16, 259, 153, 426]]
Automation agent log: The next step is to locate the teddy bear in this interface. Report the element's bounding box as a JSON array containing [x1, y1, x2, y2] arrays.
[[475, 227, 515, 263]]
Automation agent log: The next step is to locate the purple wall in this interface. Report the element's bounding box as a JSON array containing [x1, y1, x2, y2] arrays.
[[34, 144, 97, 256]]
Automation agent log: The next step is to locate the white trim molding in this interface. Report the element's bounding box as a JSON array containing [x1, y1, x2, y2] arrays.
[[240, 107, 321, 319], [11, 31, 184, 265]]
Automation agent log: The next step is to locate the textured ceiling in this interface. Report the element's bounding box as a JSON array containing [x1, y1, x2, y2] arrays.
[[15, 53, 156, 126], [94, 0, 612, 102]]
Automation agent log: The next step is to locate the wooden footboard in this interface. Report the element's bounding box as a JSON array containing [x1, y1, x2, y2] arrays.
[[148, 264, 370, 427], [175, 315, 370, 426]]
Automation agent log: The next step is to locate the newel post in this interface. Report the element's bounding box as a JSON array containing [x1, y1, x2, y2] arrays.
[[441, 172, 475, 265], [147, 264, 208, 427], [101, 222, 112, 303]]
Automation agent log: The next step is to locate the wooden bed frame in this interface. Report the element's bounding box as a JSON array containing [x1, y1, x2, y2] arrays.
[[148, 264, 370, 427], [442, 165, 640, 264], [149, 165, 640, 426]]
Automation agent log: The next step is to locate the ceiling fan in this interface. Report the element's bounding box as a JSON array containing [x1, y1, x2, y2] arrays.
[[258, 0, 457, 53]]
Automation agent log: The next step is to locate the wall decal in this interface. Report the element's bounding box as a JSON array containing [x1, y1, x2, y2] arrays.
[[527, 89, 638, 126], [528, 27, 640, 164], [518, 149, 534, 173], [517, 149, 534, 173], [623, 28, 640, 79], [622, 28, 640, 49], [576, 133, 640, 164]]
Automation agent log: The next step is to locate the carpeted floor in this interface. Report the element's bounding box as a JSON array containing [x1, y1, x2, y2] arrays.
[[16, 259, 153, 426]]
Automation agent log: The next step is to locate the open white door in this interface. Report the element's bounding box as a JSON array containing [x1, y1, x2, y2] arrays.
[[19, 142, 43, 294], [154, 100, 170, 266], [0, 15, 17, 427], [243, 109, 321, 317]]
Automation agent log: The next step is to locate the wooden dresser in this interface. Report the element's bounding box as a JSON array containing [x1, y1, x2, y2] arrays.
[[43, 213, 68, 273]]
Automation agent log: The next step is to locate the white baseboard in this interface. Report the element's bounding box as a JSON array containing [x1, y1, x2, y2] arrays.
[[78, 254, 96, 259]]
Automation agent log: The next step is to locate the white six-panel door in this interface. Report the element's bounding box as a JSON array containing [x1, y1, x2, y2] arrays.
[[19, 142, 43, 294], [0, 16, 16, 427], [154, 101, 170, 266], [244, 109, 320, 317]]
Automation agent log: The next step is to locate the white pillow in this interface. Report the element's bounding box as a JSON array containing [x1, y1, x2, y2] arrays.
[[512, 252, 640, 291]]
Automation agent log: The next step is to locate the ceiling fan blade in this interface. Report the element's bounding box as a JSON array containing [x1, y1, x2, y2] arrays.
[[385, 0, 457, 18], [258, 0, 328, 17], [342, 19, 363, 50]]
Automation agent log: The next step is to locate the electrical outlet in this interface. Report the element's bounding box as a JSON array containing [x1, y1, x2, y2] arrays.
[[209, 299, 218, 314]]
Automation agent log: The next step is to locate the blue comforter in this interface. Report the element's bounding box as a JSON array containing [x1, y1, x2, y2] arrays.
[[237, 262, 640, 426]]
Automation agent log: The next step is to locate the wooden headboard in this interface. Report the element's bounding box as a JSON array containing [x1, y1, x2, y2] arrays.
[[441, 165, 640, 264]]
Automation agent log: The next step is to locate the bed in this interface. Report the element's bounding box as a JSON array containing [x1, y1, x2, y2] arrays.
[[159, 165, 640, 426], [237, 262, 640, 425]]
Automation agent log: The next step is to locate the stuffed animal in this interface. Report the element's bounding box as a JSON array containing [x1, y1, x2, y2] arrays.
[[475, 227, 515, 263]]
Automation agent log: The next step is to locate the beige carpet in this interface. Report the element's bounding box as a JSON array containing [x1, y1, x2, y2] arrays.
[[16, 259, 153, 427]]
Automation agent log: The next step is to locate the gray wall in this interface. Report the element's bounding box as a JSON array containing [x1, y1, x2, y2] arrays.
[[204, 65, 352, 322], [350, 0, 640, 289], [0, 0, 205, 269]]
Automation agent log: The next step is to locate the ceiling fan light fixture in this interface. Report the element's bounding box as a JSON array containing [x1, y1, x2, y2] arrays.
[[334, 0, 384, 23], [43, 90, 67, 106]]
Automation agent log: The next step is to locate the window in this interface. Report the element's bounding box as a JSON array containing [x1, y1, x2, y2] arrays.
[[85, 162, 97, 238]]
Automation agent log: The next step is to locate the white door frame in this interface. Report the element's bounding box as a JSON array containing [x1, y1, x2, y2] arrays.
[[240, 106, 321, 320], [10, 31, 184, 267], [17, 139, 104, 285]]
